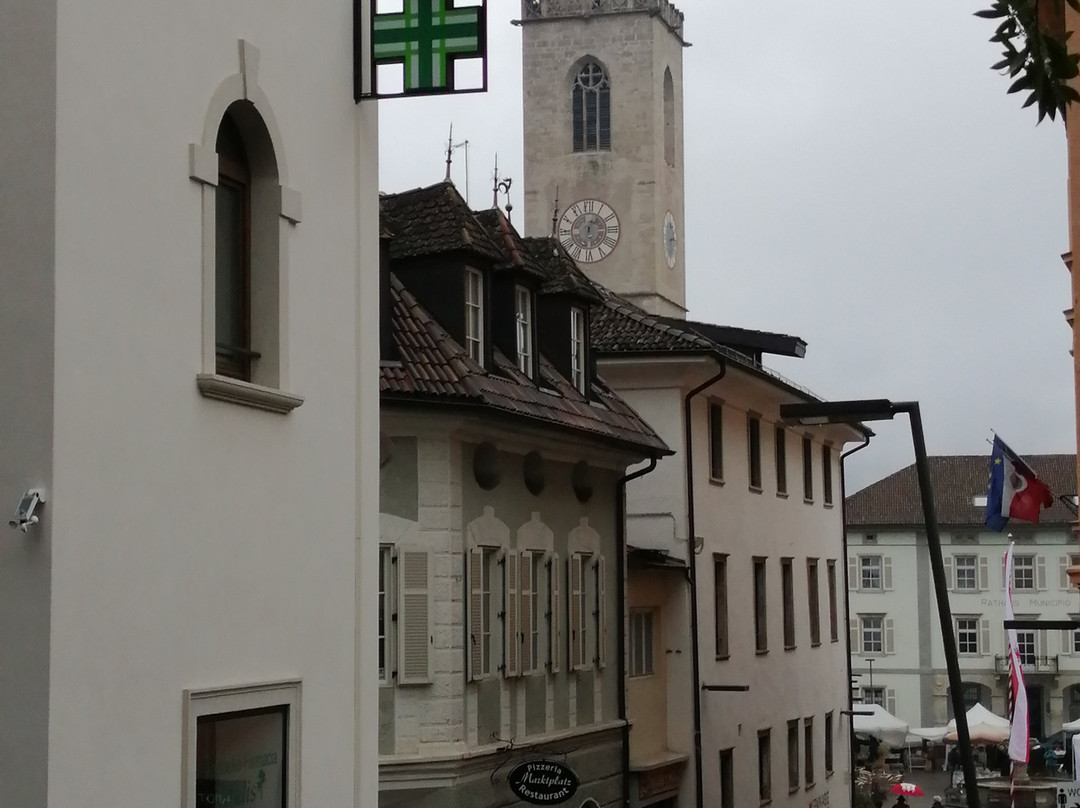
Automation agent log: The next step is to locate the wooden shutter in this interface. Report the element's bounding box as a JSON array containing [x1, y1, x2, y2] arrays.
[[520, 551, 534, 675], [570, 554, 583, 670], [882, 557, 893, 590], [550, 552, 561, 673], [398, 550, 432, 685], [468, 548, 484, 681], [595, 556, 607, 668], [943, 556, 953, 591], [1062, 556, 1072, 591], [1039, 629, 1048, 656], [504, 549, 520, 677], [1062, 629, 1073, 656], [848, 557, 857, 591], [1037, 557, 1047, 590], [978, 557, 989, 591], [884, 618, 895, 654], [849, 619, 859, 652], [980, 619, 990, 656]]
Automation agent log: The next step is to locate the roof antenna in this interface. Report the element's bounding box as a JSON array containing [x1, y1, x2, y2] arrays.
[[550, 185, 561, 237], [445, 124, 472, 204], [492, 154, 513, 220], [444, 123, 454, 181]]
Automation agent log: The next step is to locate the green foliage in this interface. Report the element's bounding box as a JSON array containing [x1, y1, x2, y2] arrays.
[[976, 0, 1080, 122]]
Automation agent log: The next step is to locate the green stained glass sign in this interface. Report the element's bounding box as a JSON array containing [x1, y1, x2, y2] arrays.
[[370, 0, 487, 98]]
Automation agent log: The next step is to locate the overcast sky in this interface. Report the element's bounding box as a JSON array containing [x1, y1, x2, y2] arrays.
[[377, 0, 1073, 494]]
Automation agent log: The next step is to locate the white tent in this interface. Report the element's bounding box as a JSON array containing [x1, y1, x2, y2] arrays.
[[1063, 716, 1080, 732], [943, 703, 1011, 743], [852, 703, 910, 747]]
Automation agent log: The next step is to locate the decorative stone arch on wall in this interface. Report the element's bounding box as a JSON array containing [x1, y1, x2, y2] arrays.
[[466, 506, 510, 549], [518, 512, 554, 554], [190, 39, 304, 413], [568, 517, 601, 556], [380, 513, 419, 547]]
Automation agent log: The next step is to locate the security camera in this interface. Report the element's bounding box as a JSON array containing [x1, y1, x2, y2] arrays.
[[9, 488, 44, 533]]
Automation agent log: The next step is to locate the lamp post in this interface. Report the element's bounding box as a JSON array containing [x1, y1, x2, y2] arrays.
[[780, 399, 981, 808], [867, 657, 874, 692]]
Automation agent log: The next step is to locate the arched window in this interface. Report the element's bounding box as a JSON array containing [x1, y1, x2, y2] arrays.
[[214, 101, 280, 385], [1066, 684, 1080, 722], [663, 67, 675, 166], [572, 61, 610, 152]]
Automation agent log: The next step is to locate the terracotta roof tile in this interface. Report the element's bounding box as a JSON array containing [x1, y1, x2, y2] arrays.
[[846, 454, 1077, 527], [380, 182, 505, 263]]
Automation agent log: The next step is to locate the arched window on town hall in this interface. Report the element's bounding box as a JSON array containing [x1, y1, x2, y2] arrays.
[[214, 101, 280, 384], [572, 60, 610, 152]]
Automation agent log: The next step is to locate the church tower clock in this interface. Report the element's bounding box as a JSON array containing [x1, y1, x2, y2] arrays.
[[518, 0, 688, 318]]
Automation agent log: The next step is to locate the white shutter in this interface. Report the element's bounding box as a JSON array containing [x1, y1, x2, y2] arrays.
[[550, 552, 561, 673], [1039, 629, 1048, 657], [848, 557, 858, 591], [504, 549, 519, 677], [398, 550, 432, 685], [1037, 557, 1047, 591], [882, 557, 893, 590], [980, 619, 990, 656], [595, 556, 607, 668], [1061, 556, 1071, 591], [570, 554, 584, 670], [520, 551, 534, 675], [1062, 629, 1073, 656], [943, 556, 953, 591], [849, 618, 859, 652], [468, 548, 484, 681], [978, 557, 989, 591], [886, 689, 896, 715], [884, 618, 895, 654]]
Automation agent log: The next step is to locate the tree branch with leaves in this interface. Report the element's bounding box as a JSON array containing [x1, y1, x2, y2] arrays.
[[977, 0, 1080, 122]]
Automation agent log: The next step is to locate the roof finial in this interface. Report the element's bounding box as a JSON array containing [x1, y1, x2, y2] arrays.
[[492, 153, 513, 220], [445, 123, 454, 181]]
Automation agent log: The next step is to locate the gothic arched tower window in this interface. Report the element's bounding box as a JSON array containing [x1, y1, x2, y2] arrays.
[[663, 68, 675, 166], [572, 61, 610, 152]]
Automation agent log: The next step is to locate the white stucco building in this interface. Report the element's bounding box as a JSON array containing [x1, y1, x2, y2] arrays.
[[520, 2, 862, 805], [847, 454, 1078, 740], [0, 1, 381, 805]]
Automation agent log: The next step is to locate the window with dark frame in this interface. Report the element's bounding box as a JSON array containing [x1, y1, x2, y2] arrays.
[[719, 748, 734, 808], [822, 444, 833, 505], [378, 546, 392, 682], [802, 436, 813, 501], [827, 560, 838, 642], [804, 717, 814, 786], [787, 719, 800, 793], [629, 609, 654, 677], [825, 711, 834, 774], [196, 706, 288, 808], [807, 559, 821, 646], [572, 61, 611, 152], [465, 269, 484, 366], [748, 414, 762, 489], [758, 729, 772, 803], [515, 285, 533, 376], [775, 426, 787, 494], [753, 557, 768, 653], [715, 554, 729, 658], [709, 402, 724, 480], [215, 110, 254, 381], [782, 558, 795, 649]]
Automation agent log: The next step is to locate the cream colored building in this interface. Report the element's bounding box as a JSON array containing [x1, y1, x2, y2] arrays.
[[520, 2, 861, 805], [847, 454, 1078, 739], [0, 1, 380, 804]]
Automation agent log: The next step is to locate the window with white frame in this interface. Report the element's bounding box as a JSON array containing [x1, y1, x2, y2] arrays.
[[860, 556, 883, 590], [569, 552, 591, 670], [520, 551, 542, 674], [1013, 555, 1036, 591], [629, 609, 654, 677], [1072, 625, 1080, 655], [515, 286, 533, 376], [465, 268, 484, 365], [862, 686, 885, 706], [469, 546, 499, 678], [1016, 630, 1036, 664], [955, 555, 978, 591], [956, 617, 979, 655], [861, 616, 883, 654], [183, 680, 300, 808], [378, 546, 392, 682], [570, 307, 586, 394]]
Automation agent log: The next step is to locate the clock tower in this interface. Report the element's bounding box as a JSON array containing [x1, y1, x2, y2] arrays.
[[519, 0, 688, 318]]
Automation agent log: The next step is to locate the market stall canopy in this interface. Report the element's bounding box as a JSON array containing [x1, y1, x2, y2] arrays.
[[909, 726, 948, 743], [944, 703, 1011, 743], [1063, 716, 1080, 733], [852, 703, 910, 747]]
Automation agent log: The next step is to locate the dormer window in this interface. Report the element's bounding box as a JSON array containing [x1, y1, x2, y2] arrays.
[[465, 268, 484, 365], [570, 306, 586, 394], [515, 286, 534, 376]]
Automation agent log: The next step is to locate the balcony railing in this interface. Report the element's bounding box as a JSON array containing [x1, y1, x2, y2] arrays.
[[994, 655, 1058, 675], [520, 0, 685, 36]]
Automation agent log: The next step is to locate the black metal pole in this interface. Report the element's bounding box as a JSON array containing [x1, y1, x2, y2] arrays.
[[898, 402, 980, 808]]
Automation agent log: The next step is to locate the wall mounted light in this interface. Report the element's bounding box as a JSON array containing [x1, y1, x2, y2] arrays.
[[8, 488, 45, 533]]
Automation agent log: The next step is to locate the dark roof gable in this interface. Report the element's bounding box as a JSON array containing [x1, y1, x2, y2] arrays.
[[380, 182, 504, 263]]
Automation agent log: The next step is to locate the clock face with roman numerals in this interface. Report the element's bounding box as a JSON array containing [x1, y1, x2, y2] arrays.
[[558, 199, 620, 263]]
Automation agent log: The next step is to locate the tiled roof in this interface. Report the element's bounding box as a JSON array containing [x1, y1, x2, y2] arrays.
[[381, 275, 669, 454], [522, 237, 604, 302], [846, 454, 1077, 527], [380, 182, 505, 263], [473, 209, 546, 279]]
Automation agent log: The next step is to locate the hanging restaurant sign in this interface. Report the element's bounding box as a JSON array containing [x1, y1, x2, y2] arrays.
[[507, 760, 580, 805]]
